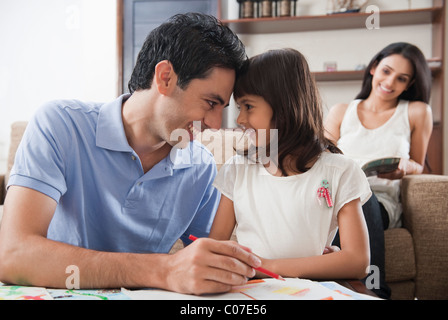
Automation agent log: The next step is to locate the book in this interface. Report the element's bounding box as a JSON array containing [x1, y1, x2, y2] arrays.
[[1, 279, 381, 300], [0, 284, 130, 300], [0, 285, 53, 300], [122, 278, 380, 300], [361, 157, 400, 177]]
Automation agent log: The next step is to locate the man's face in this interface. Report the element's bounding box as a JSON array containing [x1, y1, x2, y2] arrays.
[[160, 67, 236, 148]]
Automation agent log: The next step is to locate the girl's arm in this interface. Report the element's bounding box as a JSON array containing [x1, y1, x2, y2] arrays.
[[209, 194, 236, 241], [259, 198, 370, 280]]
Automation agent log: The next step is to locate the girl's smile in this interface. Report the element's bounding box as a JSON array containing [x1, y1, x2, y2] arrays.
[[236, 94, 274, 148]]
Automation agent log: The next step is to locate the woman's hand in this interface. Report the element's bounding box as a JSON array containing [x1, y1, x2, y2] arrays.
[[378, 158, 422, 180]]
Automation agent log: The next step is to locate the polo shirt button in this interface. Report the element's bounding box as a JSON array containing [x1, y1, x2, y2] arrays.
[[131, 155, 136, 161], [137, 182, 143, 186]]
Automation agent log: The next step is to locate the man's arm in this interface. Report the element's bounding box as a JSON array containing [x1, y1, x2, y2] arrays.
[[0, 186, 260, 294]]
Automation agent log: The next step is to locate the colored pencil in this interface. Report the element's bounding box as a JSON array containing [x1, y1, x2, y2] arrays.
[[255, 266, 285, 281], [188, 235, 285, 281]]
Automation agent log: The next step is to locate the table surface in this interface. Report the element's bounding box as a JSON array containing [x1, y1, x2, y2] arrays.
[[336, 279, 378, 298]]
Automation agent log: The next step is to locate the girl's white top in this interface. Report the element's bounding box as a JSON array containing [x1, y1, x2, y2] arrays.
[[213, 152, 371, 260]]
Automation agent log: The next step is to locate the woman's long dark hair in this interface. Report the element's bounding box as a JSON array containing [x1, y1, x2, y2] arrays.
[[234, 48, 341, 176], [356, 42, 432, 103]]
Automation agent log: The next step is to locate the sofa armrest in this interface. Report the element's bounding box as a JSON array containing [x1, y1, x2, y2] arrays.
[[401, 174, 448, 299], [0, 174, 5, 205]]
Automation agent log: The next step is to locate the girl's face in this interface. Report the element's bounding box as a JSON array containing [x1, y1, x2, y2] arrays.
[[236, 94, 274, 147], [370, 54, 414, 101]]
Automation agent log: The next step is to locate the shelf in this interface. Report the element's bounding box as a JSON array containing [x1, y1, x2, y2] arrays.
[[313, 70, 364, 82], [313, 62, 442, 82], [222, 7, 443, 34]]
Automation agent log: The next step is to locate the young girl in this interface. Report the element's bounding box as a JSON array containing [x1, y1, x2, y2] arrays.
[[209, 48, 371, 281]]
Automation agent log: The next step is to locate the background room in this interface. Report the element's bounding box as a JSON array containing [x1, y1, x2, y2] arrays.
[[0, 0, 446, 174]]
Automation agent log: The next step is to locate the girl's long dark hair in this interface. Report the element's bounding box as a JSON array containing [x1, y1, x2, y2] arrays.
[[356, 42, 431, 103], [234, 48, 341, 176]]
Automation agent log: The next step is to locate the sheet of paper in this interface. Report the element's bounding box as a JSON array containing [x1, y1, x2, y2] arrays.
[[48, 288, 131, 300], [0, 286, 53, 300], [122, 287, 250, 300], [319, 281, 380, 300], [229, 278, 352, 300], [123, 278, 355, 300]]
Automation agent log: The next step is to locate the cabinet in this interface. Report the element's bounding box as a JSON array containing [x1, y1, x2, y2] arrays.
[[219, 1, 445, 174]]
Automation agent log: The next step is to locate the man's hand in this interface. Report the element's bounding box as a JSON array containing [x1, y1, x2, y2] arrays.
[[164, 237, 261, 295]]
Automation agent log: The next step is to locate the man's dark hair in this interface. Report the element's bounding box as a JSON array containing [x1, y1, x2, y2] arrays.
[[128, 12, 246, 93]]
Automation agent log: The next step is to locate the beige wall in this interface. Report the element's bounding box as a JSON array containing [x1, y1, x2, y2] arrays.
[[0, 0, 118, 173]]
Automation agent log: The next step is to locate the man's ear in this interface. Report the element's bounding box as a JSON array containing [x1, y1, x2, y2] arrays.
[[154, 60, 178, 95]]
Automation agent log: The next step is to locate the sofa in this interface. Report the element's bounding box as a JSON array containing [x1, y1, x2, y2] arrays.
[[1, 121, 447, 300]]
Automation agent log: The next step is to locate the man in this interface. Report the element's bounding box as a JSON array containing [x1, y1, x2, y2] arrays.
[[0, 13, 261, 295]]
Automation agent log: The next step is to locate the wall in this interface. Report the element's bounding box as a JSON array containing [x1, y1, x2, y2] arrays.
[[221, 0, 435, 125], [0, 0, 118, 173]]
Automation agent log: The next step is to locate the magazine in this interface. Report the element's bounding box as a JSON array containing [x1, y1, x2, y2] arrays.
[[361, 157, 400, 177]]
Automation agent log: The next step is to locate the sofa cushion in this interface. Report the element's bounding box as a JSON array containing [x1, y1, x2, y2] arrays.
[[169, 239, 184, 254], [384, 228, 416, 282], [388, 281, 415, 300], [401, 174, 448, 299]]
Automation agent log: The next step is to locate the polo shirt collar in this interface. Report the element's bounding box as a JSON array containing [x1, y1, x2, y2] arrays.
[[96, 94, 132, 153], [170, 146, 194, 170]]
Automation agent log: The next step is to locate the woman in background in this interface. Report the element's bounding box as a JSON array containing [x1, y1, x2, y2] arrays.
[[325, 42, 433, 299]]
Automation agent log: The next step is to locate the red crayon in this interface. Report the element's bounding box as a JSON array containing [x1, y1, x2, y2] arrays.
[[188, 235, 285, 281]]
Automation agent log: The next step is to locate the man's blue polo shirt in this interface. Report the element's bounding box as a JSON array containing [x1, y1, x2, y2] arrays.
[[8, 95, 220, 253]]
